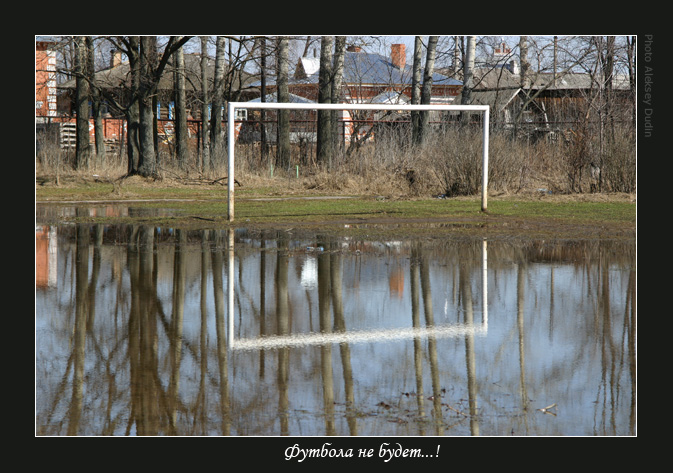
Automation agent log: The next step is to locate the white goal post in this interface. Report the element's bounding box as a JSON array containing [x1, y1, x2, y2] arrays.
[[226, 102, 490, 222]]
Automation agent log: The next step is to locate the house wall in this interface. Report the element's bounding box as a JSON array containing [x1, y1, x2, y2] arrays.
[[36, 41, 57, 117]]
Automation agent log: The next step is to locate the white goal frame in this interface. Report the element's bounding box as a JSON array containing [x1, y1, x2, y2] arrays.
[[227, 102, 490, 222]]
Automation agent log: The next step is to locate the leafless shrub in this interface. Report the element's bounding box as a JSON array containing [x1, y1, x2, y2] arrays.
[[36, 120, 635, 197], [597, 130, 636, 193], [556, 123, 635, 194]]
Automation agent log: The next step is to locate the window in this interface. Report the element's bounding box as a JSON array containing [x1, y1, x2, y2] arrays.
[[235, 109, 248, 121]]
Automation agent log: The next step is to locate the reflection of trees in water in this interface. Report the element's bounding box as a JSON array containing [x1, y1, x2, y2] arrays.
[[35, 225, 635, 436]]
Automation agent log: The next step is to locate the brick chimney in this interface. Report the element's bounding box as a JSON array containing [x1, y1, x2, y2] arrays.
[[391, 44, 406, 69]]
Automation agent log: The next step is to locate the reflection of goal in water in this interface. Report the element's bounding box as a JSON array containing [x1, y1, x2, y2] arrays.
[[225, 233, 489, 351], [226, 102, 490, 222], [229, 323, 488, 352]]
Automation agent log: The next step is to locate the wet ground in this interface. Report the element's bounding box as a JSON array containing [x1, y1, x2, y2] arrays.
[[35, 205, 636, 436]]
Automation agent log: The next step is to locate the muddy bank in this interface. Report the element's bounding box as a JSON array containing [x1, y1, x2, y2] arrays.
[[35, 174, 636, 241], [35, 199, 636, 243]]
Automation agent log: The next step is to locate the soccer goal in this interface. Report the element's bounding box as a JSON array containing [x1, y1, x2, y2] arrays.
[[226, 102, 490, 222]]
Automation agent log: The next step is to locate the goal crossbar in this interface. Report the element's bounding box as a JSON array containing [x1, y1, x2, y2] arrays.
[[226, 102, 490, 221]]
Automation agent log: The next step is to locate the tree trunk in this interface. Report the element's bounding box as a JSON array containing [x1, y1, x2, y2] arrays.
[[276, 36, 291, 170], [518, 36, 530, 88], [453, 36, 462, 77], [173, 38, 188, 169], [600, 35, 615, 141], [136, 36, 158, 178], [626, 36, 636, 129], [317, 36, 334, 168], [200, 37, 211, 173], [126, 37, 141, 174], [116, 36, 191, 176], [86, 37, 105, 166], [419, 36, 438, 142], [126, 101, 140, 174], [210, 36, 226, 169], [411, 36, 423, 144], [74, 36, 90, 170], [461, 36, 476, 124], [331, 36, 346, 151], [259, 37, 268, 163]]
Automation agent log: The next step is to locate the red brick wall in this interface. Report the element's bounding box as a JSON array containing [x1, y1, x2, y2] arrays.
[[36, 41, 57, 117]]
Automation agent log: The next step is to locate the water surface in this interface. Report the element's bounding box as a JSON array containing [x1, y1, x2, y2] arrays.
[[35, 217, 636, 436]]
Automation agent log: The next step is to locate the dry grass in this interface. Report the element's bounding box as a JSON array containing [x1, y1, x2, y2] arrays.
[[36, 124, 636, 199]]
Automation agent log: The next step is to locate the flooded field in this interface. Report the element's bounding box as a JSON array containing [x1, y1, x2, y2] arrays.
[[35, 207, 636, 436]]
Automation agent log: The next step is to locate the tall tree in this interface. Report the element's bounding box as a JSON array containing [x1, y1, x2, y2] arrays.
[[125, 37, 141, 174], [73, 36, 90, 170], [210, 36, 227, 168], [513, 36, 593, 130], [461, 36, 476, 106], [276, 37, 291, 170], [317, 36, 334, 167], [137, 36, 158, 177], [86, 36, 190, 176], [597, 35, 616, 140], [200, 36, 211, 172], [125, 35, 192, 178], [173, 37, 188, 169], [411, 36, 423, 144], [460, 35, 476, 125], [419, 36, 438, 142], [86, 37, 105, 165], [99, 36, 141, 174], [518, 36, 530, 88], [259, 37, 269, 163], [625, 36, 636, 128], [331, 36, 346, 151]]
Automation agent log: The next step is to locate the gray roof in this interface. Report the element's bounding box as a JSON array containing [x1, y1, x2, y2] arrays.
[[339, 50, 460, 86], [249, 92, 315, 103], [470, 88, 521, 112], [257, 49, 462, 88], [528, 72, 631, 90], [466, 66, 631, 93], [58, 53, 254, 92]]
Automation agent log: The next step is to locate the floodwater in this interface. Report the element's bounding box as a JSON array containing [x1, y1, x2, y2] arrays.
[[35, 208, 636, 436]]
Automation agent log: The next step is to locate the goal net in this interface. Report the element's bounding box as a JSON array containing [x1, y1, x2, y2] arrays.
[[226, 102, 490, 222]]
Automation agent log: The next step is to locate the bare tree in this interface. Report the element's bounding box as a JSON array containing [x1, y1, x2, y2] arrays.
[[73, 36, 90, 170], [512, 36, 594, 130], [331, 36, 346, 151], [461, 36, 476, 107], [317, 36, 334, 167], [419, 36, 438, 142], [173, 37, 188, 169], [99, 35, 192, 178], [137, 36, 158, 177], [411, 36, 423, 144], [91, 36, 140, 173], [625, 36, 636, 128], [518, 36, 530, 88], [86, 37, 105, 165], [276, 36, 291, 170], [200, 36, 211, 172], [125, 37, 141, 174], [259, 37, 269, 163], [210, 36, 227, 168]]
